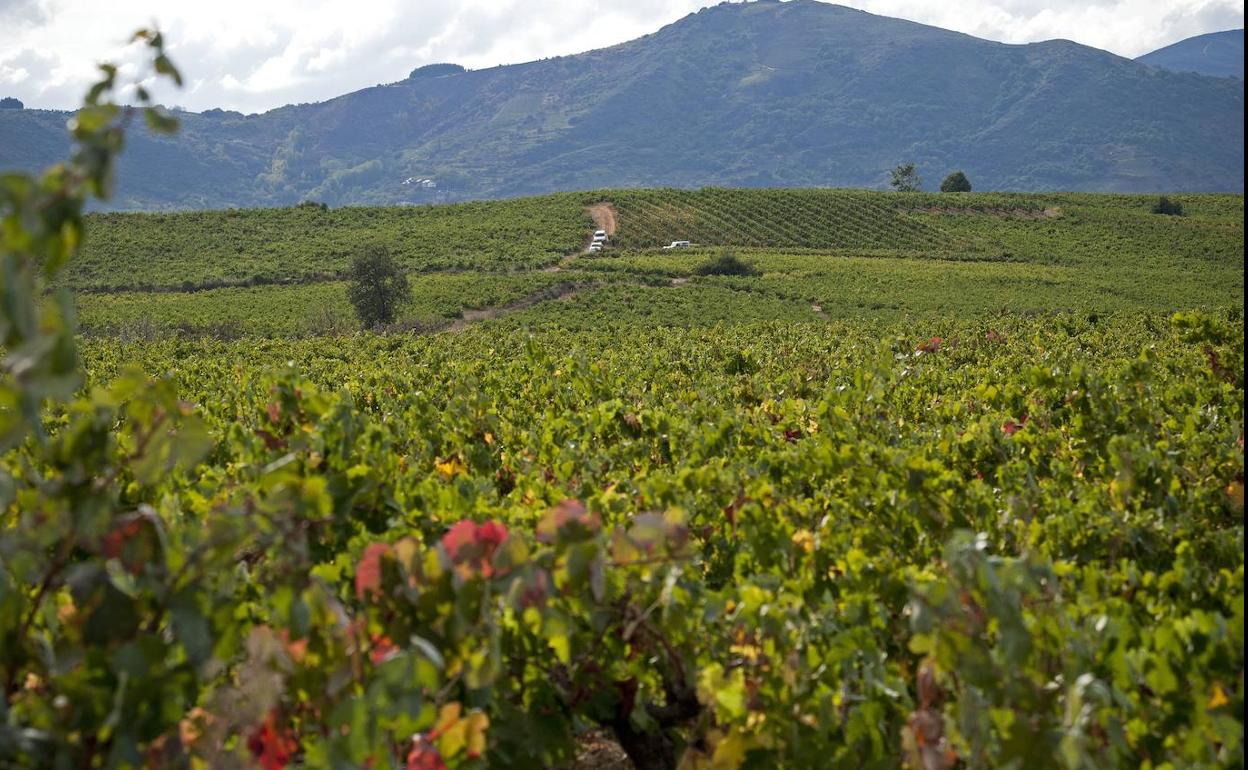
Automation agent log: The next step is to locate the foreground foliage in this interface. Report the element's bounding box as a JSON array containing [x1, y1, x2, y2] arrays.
[[4, 313, 1238, 769]]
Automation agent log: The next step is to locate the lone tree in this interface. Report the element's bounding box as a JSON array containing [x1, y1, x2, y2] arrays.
[[940, 171, 972, 193], [347, 248, 409, 329], [889, 162, 922, 192]]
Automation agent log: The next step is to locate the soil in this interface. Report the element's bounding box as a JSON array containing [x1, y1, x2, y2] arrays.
[[588, 202, 619, 236]]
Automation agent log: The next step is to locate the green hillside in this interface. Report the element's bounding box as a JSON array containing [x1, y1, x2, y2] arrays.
[[3, 1, 1244, 209], [70, 188, 1244, 337]]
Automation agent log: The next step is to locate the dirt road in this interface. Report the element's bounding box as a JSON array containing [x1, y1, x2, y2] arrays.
[[587, 202, 618, 236]]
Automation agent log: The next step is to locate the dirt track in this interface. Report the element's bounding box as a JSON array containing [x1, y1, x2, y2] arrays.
[[588, 202, 618, 236]]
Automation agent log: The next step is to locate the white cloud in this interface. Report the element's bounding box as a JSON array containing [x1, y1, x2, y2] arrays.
[[0, 0, 1241, 113], [853, 0, 1243, 56]]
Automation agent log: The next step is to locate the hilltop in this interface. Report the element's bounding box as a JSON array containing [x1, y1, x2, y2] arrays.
[[1, 0, 1243, 209], [1137, 29, 1244, 79]]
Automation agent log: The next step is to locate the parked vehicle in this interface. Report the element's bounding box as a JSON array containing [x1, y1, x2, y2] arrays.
[[662, 240, 692, 250], [588, 243, 603, 252]]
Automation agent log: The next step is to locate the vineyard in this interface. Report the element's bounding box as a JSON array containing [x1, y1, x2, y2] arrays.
[[598, 188, 1244, 265], [602, 188, 975, 253], [51, 314, 1248, 770], [66, 187, 1244, 338], [2, 46, 1245, 770], [71, 197, 591, 292], [76, 272, 593, 338]]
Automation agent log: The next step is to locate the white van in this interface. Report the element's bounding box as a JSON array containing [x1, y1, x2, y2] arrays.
[[662, 241, 691, 250]]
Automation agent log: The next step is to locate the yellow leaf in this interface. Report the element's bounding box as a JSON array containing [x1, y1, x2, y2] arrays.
[[729, 644, 761, 664], [434, 702, 467, 758], [434, 701, 462, 734], [1209, 683, 1230, 709], [436, 456, 466, 480], [710, 729, 751, 770], [438, 719, 467, 759], [464, 710, 490, 758]]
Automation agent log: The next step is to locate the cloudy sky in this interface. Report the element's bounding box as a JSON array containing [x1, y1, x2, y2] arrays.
[[1, 0, 1242, 113]]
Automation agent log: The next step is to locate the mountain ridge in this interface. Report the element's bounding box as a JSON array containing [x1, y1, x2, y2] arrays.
[[1, 0, 1242, 209], [1136, 29, 1244, 80]]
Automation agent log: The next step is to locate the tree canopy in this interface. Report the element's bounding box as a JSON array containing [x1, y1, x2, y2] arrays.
[[889, 163, 922, 192], [941, 171, 972, 192], [346, 248, 410, 328]]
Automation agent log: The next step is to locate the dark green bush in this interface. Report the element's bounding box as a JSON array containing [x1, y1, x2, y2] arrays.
[[940, 171, 972, 192], [694, 249, 760, 277], [1153, 196, 1184, 216]]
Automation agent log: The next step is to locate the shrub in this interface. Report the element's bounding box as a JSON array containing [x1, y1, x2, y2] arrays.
[[940, 171, 972, 193], [693, 249, 760, 277], [1153, 196, 1184, 216], [346, 248, 410, 328]]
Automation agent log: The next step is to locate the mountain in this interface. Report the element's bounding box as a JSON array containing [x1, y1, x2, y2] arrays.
[[1137, 29, 1244, 79], [1, 0, 1243, 209]]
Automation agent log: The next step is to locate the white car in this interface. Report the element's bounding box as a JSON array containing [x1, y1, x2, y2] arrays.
[[593, 230, 608, 240], [662, 241, 692, 250], [588, 243, 603, 253]]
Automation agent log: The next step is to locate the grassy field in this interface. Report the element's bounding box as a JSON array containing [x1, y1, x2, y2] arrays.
[[71, 188, 1243, 337]]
